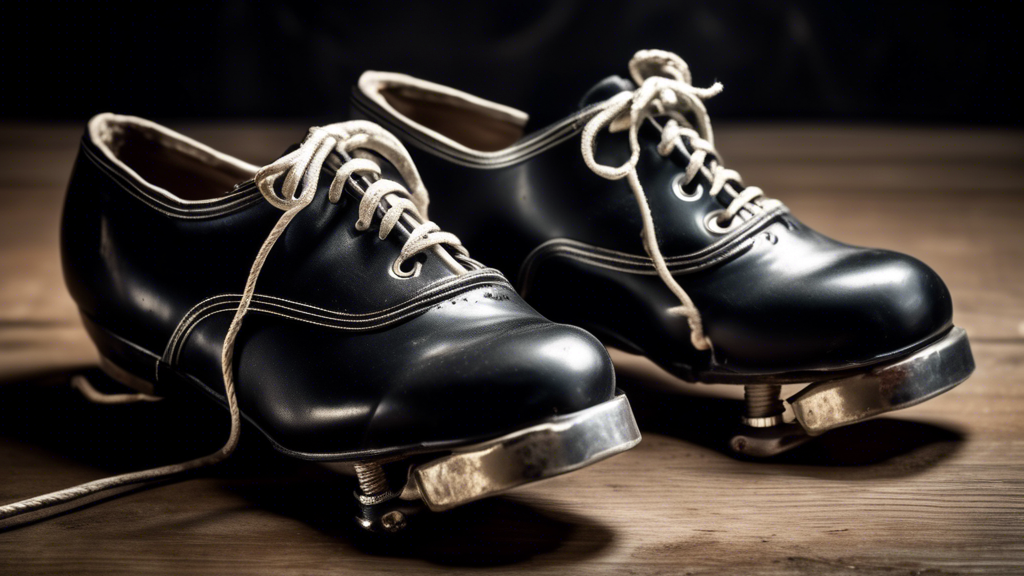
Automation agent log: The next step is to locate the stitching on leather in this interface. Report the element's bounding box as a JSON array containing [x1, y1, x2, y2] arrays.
[[83, 144, 260, 212], [165, 270, 511, 366], [161, 293, 239, 362], [518, 208, 786, 289], [83, 146, 262, 219], [81, 145, 262, 219], [535, 237, 756, 277], [162, 270, 507, 362], [170, 280, 510, 365], [257, 270, 507, 316], [355, 96, 600, 170]]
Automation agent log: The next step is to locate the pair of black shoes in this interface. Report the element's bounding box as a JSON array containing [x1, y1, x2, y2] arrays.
[[1, 51, 973, 532]]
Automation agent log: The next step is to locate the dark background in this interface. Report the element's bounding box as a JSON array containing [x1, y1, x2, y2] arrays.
[[1, 1, 1018, 125]]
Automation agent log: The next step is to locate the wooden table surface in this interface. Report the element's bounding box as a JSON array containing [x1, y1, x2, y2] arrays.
[[0, 123, 1021, 575]]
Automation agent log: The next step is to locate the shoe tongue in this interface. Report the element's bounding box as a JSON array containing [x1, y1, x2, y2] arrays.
[[578, 75, 636, 109]]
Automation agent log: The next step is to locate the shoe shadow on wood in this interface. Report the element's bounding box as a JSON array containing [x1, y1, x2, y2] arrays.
[[618, 374, 966, 475], [0, 367, 231, 471], [0, 368, 615, 566], [226, 476, 615, 567]]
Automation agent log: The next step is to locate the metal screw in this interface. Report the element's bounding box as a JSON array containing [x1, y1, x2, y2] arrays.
[[742, 384, 785, 428], [354, 461, 389, 496]]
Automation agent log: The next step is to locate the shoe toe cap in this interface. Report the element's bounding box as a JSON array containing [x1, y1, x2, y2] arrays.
[[844, 251, 953, 349], [801, 249, 954, 368], [706, 244, 954, 374], [362, 318, 617, 449]]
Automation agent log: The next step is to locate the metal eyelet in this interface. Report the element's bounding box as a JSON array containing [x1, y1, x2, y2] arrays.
[[671, 173, 703, 202], [704, 210, 742, 234], [389, 258, 422, 279]]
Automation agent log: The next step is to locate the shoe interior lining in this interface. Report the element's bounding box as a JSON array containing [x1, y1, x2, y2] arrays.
[[88, 114, 259, 202], [360, 72, 529, 153]]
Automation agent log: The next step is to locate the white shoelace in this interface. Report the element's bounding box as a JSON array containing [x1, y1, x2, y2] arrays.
[[0, 120, 466, 526], [581, 49, 780, 351]]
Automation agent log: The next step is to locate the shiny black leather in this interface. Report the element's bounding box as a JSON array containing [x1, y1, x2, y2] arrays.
[[352, 76, 955, 383], [62, 124, 615, 460]]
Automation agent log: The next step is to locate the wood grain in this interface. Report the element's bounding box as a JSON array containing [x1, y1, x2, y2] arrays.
[[0, 123, 1021, 575]]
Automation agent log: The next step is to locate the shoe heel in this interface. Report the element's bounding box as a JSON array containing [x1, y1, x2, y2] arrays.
[[79, 312, 161, 395]]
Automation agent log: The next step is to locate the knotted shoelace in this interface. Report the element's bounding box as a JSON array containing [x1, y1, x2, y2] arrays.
[[0, 120, 467, 526], [581, 49, 781, 351]]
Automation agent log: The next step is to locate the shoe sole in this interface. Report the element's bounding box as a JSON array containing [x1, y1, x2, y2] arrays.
[[403, 392, 640, 511], [726, 327, 974, 457], [787, 326, 974, 435], [78, 312, 641, 524]]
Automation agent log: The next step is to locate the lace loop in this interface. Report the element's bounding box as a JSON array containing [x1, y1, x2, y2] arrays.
[[581, 50, 781, 351], [330, 157, 379, 203], [356, 180, 409, 231]]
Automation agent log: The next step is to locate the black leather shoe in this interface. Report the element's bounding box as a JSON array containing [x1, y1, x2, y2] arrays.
[[0, 115, 639, 531], [352, 50, 974, 457]]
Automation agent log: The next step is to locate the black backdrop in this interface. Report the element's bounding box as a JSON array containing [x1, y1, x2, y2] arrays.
[[1, 1, 1017, 125]]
